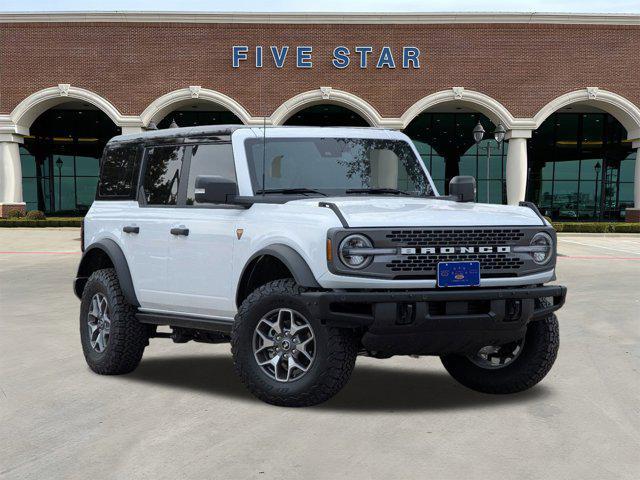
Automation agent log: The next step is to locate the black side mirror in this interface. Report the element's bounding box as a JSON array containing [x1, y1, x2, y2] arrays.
[[194, 175, 238, 204], [449, 176, 476, 203]]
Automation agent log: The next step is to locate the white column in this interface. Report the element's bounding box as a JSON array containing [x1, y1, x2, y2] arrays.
[[0, 134, 26, 216], [121, 126, 144, 135], [505, 130, 532, 206]]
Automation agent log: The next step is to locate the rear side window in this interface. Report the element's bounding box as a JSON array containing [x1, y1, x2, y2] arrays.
[[186, 143, 236, 205], [142, 145, 187, 205], [98, 145, 140, 199]]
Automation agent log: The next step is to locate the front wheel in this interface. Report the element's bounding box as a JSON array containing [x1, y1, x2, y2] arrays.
[[231, 279, 358, 407], [441, 314, 559, 394]]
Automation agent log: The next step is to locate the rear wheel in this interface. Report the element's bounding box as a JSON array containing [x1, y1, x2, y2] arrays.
[[441, 314, 559, 394], [80, 268, 149, 375], [231, 279, 358, 407]]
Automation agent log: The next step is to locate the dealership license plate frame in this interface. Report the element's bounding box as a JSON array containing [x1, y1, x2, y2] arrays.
[[437, 261, 481, 288]]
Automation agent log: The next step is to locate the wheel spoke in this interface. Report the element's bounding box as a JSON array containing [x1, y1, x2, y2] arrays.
[[276, 309, 293, 333], [95, 331, 106, 352], [90, 296, 100, 318], [287, 355, 308, 379]]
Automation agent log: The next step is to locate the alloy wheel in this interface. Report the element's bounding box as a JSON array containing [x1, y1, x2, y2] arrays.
[[253, 308, 316, 382], [87, 293, 111, 353]]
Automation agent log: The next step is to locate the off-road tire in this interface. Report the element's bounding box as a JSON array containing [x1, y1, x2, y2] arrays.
[[80, 268, 148, 375], [231, 279, 358, 407], [441, 312, 559, 394]]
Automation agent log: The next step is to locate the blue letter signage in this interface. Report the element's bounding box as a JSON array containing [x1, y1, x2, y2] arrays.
[[232, 45, 422, 69]]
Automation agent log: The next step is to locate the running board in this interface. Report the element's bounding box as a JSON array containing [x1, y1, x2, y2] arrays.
[[136, 312, 234, 334]]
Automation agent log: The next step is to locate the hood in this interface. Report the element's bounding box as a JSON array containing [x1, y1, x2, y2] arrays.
[[290, 197, 544, 227]]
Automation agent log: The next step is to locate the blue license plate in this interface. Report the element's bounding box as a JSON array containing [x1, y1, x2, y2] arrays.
[[437, 261, 481, 287]]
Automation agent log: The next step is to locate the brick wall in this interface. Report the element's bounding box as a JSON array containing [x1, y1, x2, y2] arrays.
[[1, 22, 639, 118]]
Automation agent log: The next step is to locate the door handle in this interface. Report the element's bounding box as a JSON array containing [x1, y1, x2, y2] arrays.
[[170, 227, 189, 236], [123, 225, 139, 234]]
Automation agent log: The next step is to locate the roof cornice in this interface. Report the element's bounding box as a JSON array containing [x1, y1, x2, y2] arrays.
[[1, 11, 639, 25]]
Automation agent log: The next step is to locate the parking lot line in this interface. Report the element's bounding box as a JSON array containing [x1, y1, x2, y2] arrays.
[[0, 251, 79, 255], [558, 239, 640, 255]]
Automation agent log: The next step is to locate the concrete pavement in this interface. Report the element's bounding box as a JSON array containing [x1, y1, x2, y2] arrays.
[[0, 229, 639, 479]]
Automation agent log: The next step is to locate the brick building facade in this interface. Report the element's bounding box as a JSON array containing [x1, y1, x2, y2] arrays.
[[0, 12, 639, 220]]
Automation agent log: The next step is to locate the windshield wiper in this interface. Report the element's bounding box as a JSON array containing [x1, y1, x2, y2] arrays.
[[254, 188, 327, 196], [346, 188, 411, 196]]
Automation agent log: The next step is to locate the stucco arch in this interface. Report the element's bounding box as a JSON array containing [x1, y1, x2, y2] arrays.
[[533, 88, 640, 139], [400, 88, 516, 130], [270, 88, 383, 127], [140, 87, 253, 127], [10, 85, 137, 130]]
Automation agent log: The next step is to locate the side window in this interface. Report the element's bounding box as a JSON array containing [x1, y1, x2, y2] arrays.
[[142, 145, 187, 205], [186, 143, 236, 206], [98, 145, 140, 198]]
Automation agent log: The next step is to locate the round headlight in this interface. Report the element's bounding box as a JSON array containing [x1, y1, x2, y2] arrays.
[[530, 232, 553, 265], [339, 234, 373, 269]]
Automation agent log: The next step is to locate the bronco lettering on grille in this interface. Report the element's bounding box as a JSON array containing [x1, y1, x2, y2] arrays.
[[399, 246, 512, 255]]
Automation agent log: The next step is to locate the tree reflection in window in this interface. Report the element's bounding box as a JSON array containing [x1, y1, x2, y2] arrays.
[[246, 137, 433, 196], [143, 146, 186, 205]]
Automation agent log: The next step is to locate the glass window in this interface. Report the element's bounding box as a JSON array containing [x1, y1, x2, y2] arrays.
[[76, 177, 99, 208], [246, 137, 433, 196], [404, 112, 508, 202], [75, 155, 100, 176], [185, 143, 236, 205], [99, 145, 140, 198], [142, 145, 186, 205]]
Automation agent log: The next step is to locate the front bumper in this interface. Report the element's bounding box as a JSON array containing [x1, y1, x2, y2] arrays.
[[301, 285, 566, 355]]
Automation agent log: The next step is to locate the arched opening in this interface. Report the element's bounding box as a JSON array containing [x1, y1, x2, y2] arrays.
[[283, 104, 370, 127], [527, 104, 635, 221], [19, 101, 120, 214], [157, 102, 242, 128], [403, 106, 508, 201]]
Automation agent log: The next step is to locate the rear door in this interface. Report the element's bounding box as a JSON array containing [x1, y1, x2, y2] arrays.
[[165, 141, 244, 318]]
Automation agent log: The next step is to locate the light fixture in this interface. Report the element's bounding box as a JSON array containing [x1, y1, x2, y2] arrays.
[[494, 123, 506, 144], [169, 118, 179, 128], [473, 121, 485, 144]]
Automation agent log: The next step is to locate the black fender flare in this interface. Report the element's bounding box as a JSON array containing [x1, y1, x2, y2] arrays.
[[236, 244, 321, 305], [74, 238, 140, 306]]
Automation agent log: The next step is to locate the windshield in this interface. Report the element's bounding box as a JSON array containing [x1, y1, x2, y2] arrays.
[[245, 137, 434, 196]]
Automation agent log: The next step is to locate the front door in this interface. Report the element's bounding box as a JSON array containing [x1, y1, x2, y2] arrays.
[[164, 142, 243, 318], [125, 143, 188, 311]]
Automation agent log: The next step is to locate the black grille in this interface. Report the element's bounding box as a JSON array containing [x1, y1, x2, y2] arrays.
[[387, 253, 525, 274], [383, 228, 526, 278], [385, 229, 525, 246]]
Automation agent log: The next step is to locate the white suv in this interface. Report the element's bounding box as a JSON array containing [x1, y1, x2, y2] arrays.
[[75, 125, 566, 406]]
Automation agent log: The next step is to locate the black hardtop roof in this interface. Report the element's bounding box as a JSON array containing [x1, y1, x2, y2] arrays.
[[107, 124, 247, 146]]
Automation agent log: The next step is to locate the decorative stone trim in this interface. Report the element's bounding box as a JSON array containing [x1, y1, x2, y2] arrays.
[[189, 86, 201, 99], [139, 87, 255, 126], [533, 88, 640, 139], [270, 88, 383, 126], [1, 12, 640, 25], [587, 87, 599, 99], [9, 85, 142, 130], [452, 87, 464, 100], [400, 89, 516, 129]]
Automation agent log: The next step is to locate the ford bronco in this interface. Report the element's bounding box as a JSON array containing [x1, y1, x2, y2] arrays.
[[74, 125, 566, 406]]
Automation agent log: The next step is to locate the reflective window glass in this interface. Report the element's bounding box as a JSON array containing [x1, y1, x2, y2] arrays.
[[185, 143, 236, 205], [143, 145, 186, 206]]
